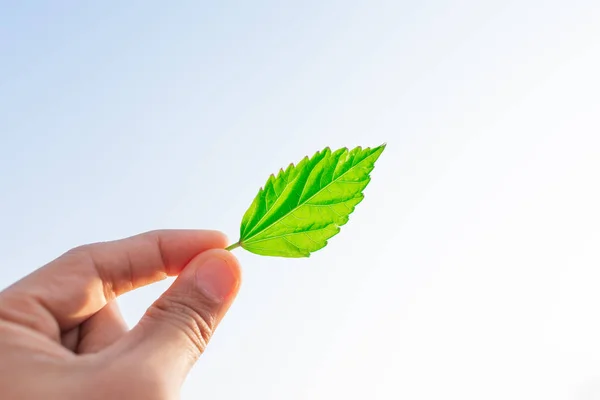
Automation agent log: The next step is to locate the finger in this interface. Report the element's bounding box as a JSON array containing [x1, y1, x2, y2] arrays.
[[60, 326, 80, 352], [59, 301, 127, 353], [77, 300, 129, 354], [119, 248, 241, 386], [0, 229, 229, 341]]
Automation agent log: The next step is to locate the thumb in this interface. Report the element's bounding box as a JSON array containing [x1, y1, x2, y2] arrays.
[[123, 248, 241, 383]]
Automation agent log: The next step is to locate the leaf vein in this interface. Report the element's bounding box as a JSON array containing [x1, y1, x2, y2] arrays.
[[242, 147, 381, 244], [246, 224, 337, 244]]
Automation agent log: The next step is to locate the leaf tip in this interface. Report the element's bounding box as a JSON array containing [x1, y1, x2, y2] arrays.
[[370, 143, 387, 160]]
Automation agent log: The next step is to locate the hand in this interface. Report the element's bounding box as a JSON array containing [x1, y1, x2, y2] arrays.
[[0, 230, 241, 399]]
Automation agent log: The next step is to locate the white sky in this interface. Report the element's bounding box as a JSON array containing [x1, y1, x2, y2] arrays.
[[1, 1, 599, 399]]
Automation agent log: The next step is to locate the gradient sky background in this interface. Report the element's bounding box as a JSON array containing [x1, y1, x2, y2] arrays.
[[1, 1, 599, 399]]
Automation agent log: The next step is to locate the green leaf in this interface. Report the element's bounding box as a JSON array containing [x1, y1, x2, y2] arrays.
[[228, 144, 386, 257]]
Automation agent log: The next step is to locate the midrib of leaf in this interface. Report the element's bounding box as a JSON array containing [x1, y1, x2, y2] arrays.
[[243, 224, 336, 245], [242, 149, 377, 244]]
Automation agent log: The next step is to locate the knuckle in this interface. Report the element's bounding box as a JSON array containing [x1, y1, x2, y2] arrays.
[[146, 293, 217, 355], [59, 244, 98, 271], [64, 243, 94, 258]]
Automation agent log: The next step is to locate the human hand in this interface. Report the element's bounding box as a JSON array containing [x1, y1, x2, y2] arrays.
[[0, 230, 241, 399]]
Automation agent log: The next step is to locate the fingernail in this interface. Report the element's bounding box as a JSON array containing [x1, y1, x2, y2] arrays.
[[195, 257, 238, 301]]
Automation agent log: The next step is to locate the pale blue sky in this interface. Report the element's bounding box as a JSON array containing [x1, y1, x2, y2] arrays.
[[2, 1, 600, 399]]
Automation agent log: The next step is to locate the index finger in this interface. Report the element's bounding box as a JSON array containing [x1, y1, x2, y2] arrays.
[[0, 229, 229, 341]]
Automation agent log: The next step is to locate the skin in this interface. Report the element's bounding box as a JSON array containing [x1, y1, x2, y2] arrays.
[[0, 229, 242, 399]]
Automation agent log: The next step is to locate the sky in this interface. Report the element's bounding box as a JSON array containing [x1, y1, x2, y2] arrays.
[[1, 1, 599, 399]]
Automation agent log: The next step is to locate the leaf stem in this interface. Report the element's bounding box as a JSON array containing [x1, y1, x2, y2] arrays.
[[225, 241, 241, 251]]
